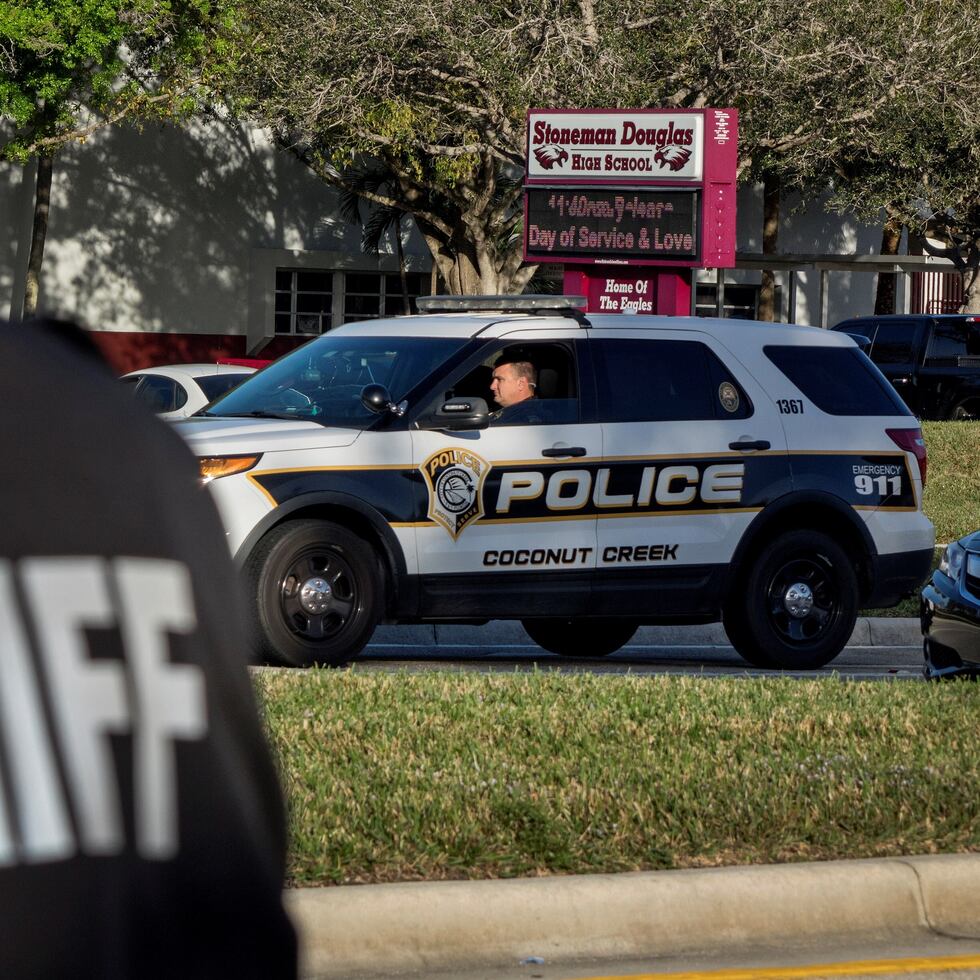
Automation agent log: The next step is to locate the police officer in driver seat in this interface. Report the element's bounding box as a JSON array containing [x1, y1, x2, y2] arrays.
[[489, 353, 544, 424]]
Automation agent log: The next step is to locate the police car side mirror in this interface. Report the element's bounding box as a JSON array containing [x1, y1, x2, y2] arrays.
[[361, 384, 405, 417], [425, 396, 491, 431]]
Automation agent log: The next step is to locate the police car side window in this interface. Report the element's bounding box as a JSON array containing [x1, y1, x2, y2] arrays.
[[592, 339, 749, 422], [439, 342, 581, 426]]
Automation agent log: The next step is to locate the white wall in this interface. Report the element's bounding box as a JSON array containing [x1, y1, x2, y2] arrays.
[[0, 116, 896, 334], [0, 116, 431, 336], [698, 184, 895, 327]]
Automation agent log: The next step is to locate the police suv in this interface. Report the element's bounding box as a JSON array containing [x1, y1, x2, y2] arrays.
[[179, 296, 934, 670]]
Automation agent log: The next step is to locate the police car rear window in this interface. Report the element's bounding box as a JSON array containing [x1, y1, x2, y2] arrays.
[[763, 345, 911, 416]]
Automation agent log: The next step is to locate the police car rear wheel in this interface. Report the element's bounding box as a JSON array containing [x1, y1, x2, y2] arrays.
[[726, 530, 857, 670], [247, 519, 383, 667], [522, 618, 638, 658]]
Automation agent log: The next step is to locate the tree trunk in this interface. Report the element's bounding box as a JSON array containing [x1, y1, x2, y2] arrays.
[[758, 173, 780, 322], [962, 252, 980, 314], [920, 214, 980, 314], [874, 211, 903, 315], [417, 223, 488, 295], [23, 154, 53, 318]]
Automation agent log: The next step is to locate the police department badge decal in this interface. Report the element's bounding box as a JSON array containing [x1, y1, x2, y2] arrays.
[[421, 448, 490, 539], [718, 382, 740, 413]]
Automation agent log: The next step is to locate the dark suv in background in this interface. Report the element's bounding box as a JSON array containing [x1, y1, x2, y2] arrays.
[[831, 314, 980, 420]]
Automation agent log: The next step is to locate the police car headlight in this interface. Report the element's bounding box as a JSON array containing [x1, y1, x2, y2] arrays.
[[198, 454, 262, 484], [939, 541, 965, 578]]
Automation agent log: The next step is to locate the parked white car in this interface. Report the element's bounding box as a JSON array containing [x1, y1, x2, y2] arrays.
[[121, 363, 257, 420]]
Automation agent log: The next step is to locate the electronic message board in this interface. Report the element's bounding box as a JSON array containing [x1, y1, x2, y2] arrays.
[[524, 187, 699, 264], [523, 108, 737, 270]]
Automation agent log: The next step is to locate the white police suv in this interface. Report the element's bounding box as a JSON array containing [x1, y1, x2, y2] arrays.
[[179, 296, 934, 670]]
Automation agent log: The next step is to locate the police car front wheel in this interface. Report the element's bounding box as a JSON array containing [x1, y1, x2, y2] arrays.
[[522, 618, 639, 658], [724, 530, 858, 670], [246, 519, 383, 667]]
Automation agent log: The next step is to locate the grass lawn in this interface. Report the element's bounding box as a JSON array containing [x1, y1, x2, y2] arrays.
[[256, 670, 980, 887], [920, 421, 980, 544], [257, 422, 980, 887]]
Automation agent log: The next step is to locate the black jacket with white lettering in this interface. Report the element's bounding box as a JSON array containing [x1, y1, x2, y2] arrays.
[[0, 322, 296, 979]]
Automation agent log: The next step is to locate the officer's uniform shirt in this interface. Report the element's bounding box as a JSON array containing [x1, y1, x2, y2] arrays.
[[491, 397, 544, 425], [0, 323, 297, 978]]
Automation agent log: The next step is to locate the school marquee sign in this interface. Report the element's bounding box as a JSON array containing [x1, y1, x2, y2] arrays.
[[523, 108, 738, 270]]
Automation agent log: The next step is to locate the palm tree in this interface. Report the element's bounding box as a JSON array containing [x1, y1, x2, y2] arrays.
[[337, 161, 412, 314]]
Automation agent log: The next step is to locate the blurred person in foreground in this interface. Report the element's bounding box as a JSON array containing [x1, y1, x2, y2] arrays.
[[0, 317, 297, 978]]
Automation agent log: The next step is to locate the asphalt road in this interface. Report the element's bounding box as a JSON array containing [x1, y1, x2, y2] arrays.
[[393, 937, 980, 980], [352, 620, 924, 680]]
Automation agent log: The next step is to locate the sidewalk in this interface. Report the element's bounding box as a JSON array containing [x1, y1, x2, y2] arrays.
[[370, 617, 921, 650], [286, 853, 980, 979]]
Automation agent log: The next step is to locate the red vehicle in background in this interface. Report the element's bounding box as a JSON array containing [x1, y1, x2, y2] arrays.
[[217, 358, 274, 369]]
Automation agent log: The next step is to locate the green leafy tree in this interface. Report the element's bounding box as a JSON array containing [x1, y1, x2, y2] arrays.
[[827, 82, 980, 313], [223, 0, 656, 294], [714, 0, 980, 314], [229, 0, 958, 300], [619, 0, 965, 319], [0, 0, 235, 316]]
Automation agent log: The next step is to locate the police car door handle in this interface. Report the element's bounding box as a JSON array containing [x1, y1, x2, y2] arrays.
[[729, 439, 770, 451], [542, 444, 587, 458]]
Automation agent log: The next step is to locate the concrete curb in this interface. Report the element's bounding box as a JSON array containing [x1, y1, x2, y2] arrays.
[[286, 854, 980, 979], [369, 617, 922, 651]]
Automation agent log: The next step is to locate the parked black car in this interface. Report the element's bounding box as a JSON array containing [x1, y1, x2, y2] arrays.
[[831, 314, 980, 420], [921, 531, 980, 679]]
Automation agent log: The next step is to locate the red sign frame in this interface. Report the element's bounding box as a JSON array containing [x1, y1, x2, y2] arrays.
[[523, 108, 737, 269]]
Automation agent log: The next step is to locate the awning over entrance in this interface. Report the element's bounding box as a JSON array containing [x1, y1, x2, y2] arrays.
[[721, 252, 959, 326]]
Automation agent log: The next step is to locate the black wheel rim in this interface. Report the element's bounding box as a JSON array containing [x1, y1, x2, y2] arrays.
[[765, 555, 841, 646], [278, 546, 360, 642]]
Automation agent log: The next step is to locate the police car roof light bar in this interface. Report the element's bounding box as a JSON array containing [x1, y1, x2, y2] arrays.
[[417, 295, 588, 317]]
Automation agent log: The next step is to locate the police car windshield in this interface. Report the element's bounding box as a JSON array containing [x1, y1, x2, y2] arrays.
[[203, 335, 467, 427]]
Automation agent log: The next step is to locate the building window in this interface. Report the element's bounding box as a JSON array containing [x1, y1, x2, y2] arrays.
[[275, 269, 333, 335], [275, 269, 429, 334], [695, 283, 769, 320], [342, 272, 428, 323]]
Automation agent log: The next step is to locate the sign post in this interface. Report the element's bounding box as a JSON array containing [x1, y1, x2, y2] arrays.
[[523, 108, 738, 315]]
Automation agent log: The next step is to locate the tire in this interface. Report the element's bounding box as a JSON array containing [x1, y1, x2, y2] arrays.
[[724, 530, 858, 670], [522, 618, 638, 657], [949, 401, 979, 421], [246, 519, 383, 667]]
